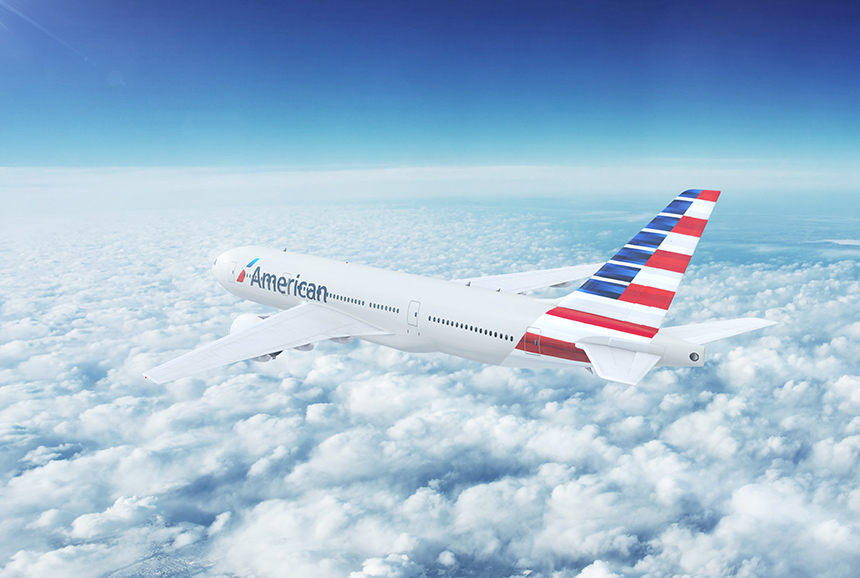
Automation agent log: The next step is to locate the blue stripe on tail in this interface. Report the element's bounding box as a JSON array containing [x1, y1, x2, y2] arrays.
[[611, 247, 653, 265], [645, 215, 680, 232], [630, 231, 665, 248], [595, 262, 640, 283], [578, 279, 627, 299], [663, 200, 692, 215]]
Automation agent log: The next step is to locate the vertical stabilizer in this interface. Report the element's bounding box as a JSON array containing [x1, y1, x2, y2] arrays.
[[549, 189, 721, 341]]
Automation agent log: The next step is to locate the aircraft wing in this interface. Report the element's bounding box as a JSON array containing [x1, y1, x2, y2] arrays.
[[453, 263, 603, 294], [660, 318, 777, 344], [143, 302, 390, 384]]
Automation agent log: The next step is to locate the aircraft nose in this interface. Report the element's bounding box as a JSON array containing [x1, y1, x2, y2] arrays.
[[213, 251, 231, 284]]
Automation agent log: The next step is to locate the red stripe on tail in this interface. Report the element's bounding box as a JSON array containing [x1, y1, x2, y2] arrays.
[[646, 250, 691, 274], [672, 216, 707, 237], [516, 332, 590, 363], [698, 190, 720, 202], [539, 335, 590, 363], [619, 284, 675, 309], [546, 307, 658, 339]]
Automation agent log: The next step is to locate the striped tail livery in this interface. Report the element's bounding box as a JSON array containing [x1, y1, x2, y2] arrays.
[[516, 190, 774, 384]]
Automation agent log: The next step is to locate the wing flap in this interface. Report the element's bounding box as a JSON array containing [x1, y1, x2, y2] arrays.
[[660, 318, 777, 345], [453, 263, 603, 293], [143, 303, 390, 384]]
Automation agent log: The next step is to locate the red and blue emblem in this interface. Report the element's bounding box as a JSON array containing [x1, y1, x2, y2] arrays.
[[236, 258, 259, 282]]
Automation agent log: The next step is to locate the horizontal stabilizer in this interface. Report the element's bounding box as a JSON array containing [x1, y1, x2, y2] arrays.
[[576, 342, 661, 386], [144, 303, 389, 384], [660, 318, 777, 345]]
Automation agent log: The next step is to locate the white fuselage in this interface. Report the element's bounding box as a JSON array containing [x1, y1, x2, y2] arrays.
[[214, 246, 587, 369], [147, 190, 747, 386]]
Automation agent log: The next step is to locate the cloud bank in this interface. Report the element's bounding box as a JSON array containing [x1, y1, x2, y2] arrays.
[[0, 199, 858, 577], [2, 162, 858, 215]]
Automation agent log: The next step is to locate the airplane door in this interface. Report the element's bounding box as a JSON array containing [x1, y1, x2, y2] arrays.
[[229, 261, 238, 283], [525, 326, 541, 355], [407, 300, 421, 327]]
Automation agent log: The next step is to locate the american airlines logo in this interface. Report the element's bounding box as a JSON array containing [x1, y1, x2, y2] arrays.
[[235, 258, 258, 283], [239, 258, 328, 303]]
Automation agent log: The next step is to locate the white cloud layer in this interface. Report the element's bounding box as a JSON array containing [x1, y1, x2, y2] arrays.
[[0, 196, 858, 577]]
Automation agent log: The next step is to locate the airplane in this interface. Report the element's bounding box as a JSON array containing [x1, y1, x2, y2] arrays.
[[144, 189, 776, 386]]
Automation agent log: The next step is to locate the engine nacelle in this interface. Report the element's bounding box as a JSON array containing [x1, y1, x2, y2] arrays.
[[230, 314, 281, 362], [230, 313, 267, 334]]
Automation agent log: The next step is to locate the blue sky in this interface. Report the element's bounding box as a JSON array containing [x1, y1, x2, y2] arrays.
[[1, 0, 858, 170]]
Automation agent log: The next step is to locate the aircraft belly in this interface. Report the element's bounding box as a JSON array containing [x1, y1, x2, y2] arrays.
[[361, 334, 438, 353]]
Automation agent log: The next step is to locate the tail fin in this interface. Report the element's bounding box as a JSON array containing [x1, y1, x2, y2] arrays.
[[551, 189, 721, 341]]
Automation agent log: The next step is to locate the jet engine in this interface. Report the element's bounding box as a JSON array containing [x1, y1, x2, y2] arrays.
[[230, 314, 282, 362]]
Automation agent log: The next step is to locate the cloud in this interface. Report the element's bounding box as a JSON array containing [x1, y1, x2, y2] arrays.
[[70, 496, 158, 540], [821, 240, 860, 246], [0, 196, 858, 577]]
